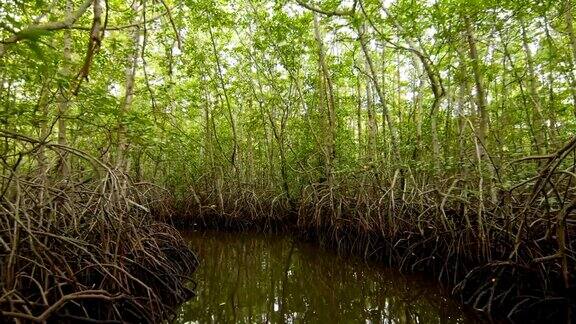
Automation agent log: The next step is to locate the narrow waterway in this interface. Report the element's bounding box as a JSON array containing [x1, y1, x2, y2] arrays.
[[175, 230, 482, 323]]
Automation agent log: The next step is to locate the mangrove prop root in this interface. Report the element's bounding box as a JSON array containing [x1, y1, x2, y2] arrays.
[[161, 137, 576, 322], [0, 134, 199, 323]]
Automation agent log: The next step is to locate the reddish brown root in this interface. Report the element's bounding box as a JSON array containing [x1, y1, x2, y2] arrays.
[[158, 137, 576, 322], [0, 135, 199, 323]]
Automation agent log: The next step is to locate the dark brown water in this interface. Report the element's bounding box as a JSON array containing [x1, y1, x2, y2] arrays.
[[174, 230, 482, 323]]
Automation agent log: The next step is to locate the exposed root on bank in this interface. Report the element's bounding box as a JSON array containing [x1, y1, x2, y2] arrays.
[[0, 133, 198, 323], [161, 136, 576, 322]]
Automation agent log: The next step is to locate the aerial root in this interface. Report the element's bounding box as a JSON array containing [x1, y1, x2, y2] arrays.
[[164, 136, 576, 321], [0, 134, 199, 323]]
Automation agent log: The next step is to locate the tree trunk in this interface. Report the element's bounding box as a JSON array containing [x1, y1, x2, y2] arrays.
[[464, 16, 497, 202], [202, 77, 215, 190], [542, 17, 559, 140], [209, 26, 239, 173], [464, 16, 488, 149], [410, 54, 424, 159], [117, 4, 140, 172], [520, 20, 546, 154], [356, 71, 363, 160], [313, 13, 336, 185], [357, 26, 399, 157], [57, 0, 73, 178], [563, 0, 576, 117], [37, 81, 50, 207], [366, 55, 377, 164]]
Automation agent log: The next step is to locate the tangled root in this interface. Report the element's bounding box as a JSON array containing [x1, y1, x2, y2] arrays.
[[165, 136, 576, 321], [0, 132, 198, 323]]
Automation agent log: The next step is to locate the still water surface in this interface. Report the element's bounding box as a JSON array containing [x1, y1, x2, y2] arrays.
[[175, 230, 481, 323]]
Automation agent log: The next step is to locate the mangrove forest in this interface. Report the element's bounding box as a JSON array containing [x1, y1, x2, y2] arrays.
[[1, 0, 575, 322]]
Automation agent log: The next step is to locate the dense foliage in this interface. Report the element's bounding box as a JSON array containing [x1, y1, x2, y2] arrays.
[[1, 0, 576, 321], [2, 0, 574, 193]]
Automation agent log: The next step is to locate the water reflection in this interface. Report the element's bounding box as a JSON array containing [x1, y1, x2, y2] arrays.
[[175, 230, 481, 323]]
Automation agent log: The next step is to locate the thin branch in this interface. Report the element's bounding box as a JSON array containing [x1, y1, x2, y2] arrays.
[[0, 0, 93, 57], [294, 0, 356, 17]]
